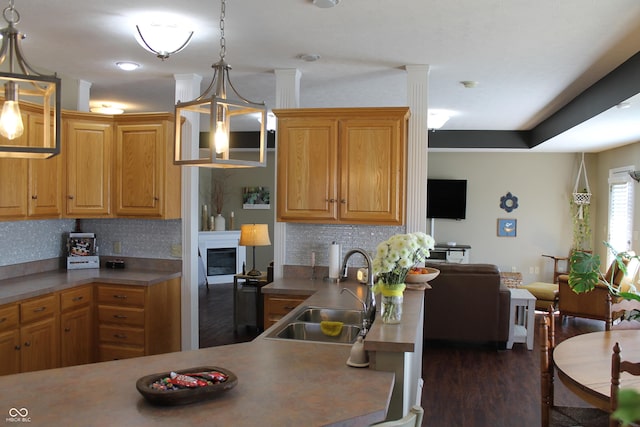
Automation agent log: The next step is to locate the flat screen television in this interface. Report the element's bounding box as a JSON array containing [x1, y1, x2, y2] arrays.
[[427, 179, 467, 220]]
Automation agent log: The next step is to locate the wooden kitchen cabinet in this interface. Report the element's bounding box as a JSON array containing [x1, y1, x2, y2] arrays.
[[263, 293, 307, 329], [64, 114, 113, 217], [0, 304, 20, 375], [275, 107, 409, 225], [17, 294, 59, 373], [96, 278, 180, 362], [114, 114, 180, 219], [60, 285, 94, 367], [0, 110, 61, 219]]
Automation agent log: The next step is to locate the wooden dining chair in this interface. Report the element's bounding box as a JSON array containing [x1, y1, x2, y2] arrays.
[[610, 342, 640, 427], [540, 306, 609, 427]]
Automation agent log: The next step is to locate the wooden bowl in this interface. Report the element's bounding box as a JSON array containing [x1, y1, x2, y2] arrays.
[[405, 267, 440, 284]]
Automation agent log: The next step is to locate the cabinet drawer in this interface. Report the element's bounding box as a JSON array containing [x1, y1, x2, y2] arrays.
[[98, 344, 145, 362], [99, 324, 144, 346], [0, 304, 19, 332], [97, 285, 145, 307], [266, 296, 306, 315], [98, 305, 145, 327], [21, 294, 57, 323], [60, 286, 92, 311]]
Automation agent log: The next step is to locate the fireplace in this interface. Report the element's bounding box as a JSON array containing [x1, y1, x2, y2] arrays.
[[198, 231, 246, 285]]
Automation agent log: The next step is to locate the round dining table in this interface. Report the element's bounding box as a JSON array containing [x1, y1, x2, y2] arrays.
[[553, 329, 640, 411]]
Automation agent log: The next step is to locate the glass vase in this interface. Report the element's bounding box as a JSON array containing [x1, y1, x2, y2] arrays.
[[380, 293, 403, 324]]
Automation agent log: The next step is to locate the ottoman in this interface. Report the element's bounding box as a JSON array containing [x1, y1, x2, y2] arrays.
[[520, 282, 558, 311]]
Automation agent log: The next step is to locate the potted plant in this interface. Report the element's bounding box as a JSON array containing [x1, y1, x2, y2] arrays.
[[568, 243, 640, 426]]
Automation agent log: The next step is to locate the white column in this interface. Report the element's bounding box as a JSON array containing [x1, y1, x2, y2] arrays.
[[175, 73, 202, 351], [76, 80, 92, 112], [404, 65, 430, 234], [273, 69, 301, 279]]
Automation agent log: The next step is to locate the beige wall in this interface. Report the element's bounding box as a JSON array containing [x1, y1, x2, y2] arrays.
[[427, 151, 595, 284]]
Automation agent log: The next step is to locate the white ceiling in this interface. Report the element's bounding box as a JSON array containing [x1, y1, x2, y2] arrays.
[[5, 0, 640, 152]]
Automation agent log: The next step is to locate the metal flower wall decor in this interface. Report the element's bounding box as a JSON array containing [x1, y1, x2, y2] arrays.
[[500, 192, 519, 212]]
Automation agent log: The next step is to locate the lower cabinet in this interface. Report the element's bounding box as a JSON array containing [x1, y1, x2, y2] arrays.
[[263, 293, 308, 329], [60, 286, 93, 367], [0, 278, 181, 375], [96, 278, 180, 361]]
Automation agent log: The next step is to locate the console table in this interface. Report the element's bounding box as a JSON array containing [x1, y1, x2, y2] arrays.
[[506, 288, 536, 350]]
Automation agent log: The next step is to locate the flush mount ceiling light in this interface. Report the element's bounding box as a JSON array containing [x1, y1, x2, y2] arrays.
[[0, 0, 60, 159], [174, 0, 267, 168], [135, 21, 193, 60], [313, 0, 341, 8], [116, 61, 140, 71], [90, 104, 124, 115], [460, 80, 479, 89]]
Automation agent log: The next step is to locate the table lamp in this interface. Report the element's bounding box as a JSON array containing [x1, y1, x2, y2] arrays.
[[239, 224, 271, 276]]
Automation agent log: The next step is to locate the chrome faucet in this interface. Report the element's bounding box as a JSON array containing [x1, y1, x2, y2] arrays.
[[339, 248, 376, 331]]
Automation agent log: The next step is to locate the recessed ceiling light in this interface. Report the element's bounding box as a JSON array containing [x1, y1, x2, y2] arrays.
[[313, 0, 340, 8], [616, 101, 631, 109], [298, 53, 321, 62], [460, 80, 479, 88], [116, 61, 140, 71]]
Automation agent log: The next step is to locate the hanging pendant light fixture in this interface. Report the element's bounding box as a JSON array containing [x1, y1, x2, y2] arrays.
[[0, 0, 60, 159], [174, 0, 267, 168]]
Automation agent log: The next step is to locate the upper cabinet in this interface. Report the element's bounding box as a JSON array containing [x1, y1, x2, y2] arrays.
[[274, 107, 409, 225], [114, 114, 180, 219], [64, 114, 113, 218]]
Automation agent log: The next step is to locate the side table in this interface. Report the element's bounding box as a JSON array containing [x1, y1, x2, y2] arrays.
[[506, 288, 536, 350], [233, 273, 268, 333]]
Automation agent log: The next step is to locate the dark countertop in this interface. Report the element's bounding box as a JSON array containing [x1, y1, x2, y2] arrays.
[[0, 268, 182, 305]]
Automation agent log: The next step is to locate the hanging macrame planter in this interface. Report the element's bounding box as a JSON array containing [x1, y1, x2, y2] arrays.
[[572, 153, 591, 219]]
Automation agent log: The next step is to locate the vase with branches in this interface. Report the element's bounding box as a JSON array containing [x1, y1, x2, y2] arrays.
[[211, 170, 232, 215]]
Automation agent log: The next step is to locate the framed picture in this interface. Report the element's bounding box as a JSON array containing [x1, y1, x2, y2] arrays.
[[497, 218, 517, 237], [242, 186, 271, 209]]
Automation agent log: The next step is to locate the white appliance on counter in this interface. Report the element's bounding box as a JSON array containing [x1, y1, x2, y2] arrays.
[[66, 232, 100, 269], [198, 231, 247, 285]]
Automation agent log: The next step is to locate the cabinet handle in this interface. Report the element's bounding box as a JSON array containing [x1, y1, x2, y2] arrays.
[[31, 195, 38, 200], [327, 198, 336, 203], [153, 196, 159, 201], [72, 296, 84, 302], [32, 307, 47, 313], [340, 199, 346, 204], [113, 314, 128, 319], [24, 341, 31, 347], [114, 334, 127, 339], [284, 306, 297, 310], [64, 327, 71, 332], [113, 295, 128, 299], [68, 195, 74, 200], [0, 317, 6, 323], [14, 345, 20, 351]]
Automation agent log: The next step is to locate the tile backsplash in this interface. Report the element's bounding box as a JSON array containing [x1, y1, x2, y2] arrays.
[[0, 218, 182, 267]]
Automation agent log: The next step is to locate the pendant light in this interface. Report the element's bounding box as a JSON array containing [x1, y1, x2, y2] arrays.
[[174, 0, 267, 168], [0, 0, 60, 159]]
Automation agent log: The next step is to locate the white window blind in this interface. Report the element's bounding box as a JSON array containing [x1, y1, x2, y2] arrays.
[[607, 166, 634, 265]]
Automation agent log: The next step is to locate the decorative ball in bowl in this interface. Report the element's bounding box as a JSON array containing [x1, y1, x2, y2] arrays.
[[405, 267, 440, 283]]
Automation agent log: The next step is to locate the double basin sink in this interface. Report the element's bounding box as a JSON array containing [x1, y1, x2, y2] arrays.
[[265, 306, 364, 344]]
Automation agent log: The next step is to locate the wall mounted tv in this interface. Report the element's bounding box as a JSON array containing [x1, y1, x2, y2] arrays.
[[427, 179, 467, 220]]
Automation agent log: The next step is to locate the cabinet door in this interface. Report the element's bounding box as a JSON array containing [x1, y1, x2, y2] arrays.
[[339, 118, 406, 225], [28, 113, 62, 217], [115, 123, 164, 217], [0, 329, 20, 375], [60, 305, 93, 367], [276, 118, 338, 222], [0, 113, 28, 218], [20, 316, 58, 373], [65, 120, 113, 216]]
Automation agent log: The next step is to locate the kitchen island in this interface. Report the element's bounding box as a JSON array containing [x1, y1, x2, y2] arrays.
[[0, 270, 426, 426]]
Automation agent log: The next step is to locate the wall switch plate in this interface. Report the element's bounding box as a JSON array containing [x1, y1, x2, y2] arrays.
[[113, 241, 122, 254], [171, 244, 182, 257]]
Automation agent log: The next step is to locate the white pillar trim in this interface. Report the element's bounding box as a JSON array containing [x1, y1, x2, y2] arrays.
[[404, 65, 430, 234]]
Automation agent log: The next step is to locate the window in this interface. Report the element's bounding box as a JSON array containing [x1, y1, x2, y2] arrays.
[[607, 166, 635, 265]]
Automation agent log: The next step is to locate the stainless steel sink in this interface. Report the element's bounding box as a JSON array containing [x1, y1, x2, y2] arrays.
[[274, 322, 362, 344], [295, 307, 364, 326]]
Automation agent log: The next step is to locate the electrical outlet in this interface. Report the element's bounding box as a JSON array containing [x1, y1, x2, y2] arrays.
[[511, 266, 517, 273], [113, 241, 121, 254], [171, 244, 182, 258], [529, 266, 534, 274]]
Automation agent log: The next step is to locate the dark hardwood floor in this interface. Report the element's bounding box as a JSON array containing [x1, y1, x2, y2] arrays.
[[199, 283, 609, 426]]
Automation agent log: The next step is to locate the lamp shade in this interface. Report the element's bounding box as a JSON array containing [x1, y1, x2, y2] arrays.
[[239, 224, 271, 247]]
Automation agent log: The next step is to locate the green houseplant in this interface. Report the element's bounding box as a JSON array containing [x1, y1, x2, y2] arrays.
[[568, 243, 640, 426]]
